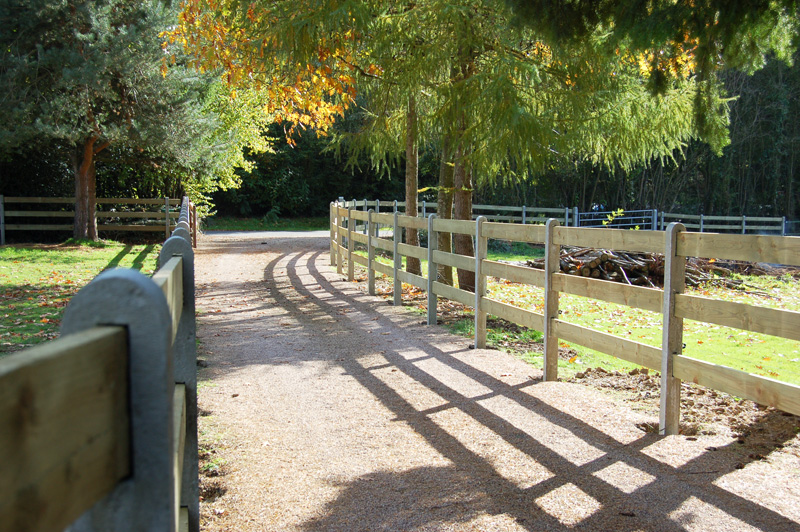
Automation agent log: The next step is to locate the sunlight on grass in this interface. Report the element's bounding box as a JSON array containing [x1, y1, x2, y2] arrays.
[[0, 241, 161, 355], [205, 216, 328, 231]]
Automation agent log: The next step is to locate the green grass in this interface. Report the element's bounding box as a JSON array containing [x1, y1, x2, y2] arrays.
[[0, 241, 161, 355], [354, 241, 800, 384], [204, 216, 328, 232]]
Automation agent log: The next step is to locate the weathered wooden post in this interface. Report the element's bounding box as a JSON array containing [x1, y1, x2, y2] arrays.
[[165, 197, 171, 239], [393, 209, 401, 306], [330, 202, 336, 266], [367, 209, 376, 296], [159, 230, 198, 531], [474, 216, 487, 349], [427, 214, 438, 325], [347, 205, 354, 281], [543, 218, 561, 381], [660, 222, 686, 435], [62, 269, 176, 532]]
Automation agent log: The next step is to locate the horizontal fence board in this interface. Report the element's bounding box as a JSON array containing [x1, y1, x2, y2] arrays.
[[663, 213, 701, 221], [5, 211, 75, 217], [97, 225, 172, 232], [350, 210, 368, 221], [6, 224, 72, 231], [152, 257, 183, 342], [553, 320, 662, 370], [483, 260, 544, 286], [397, 242, 426, 260], [482, 222, 546, 242], [370, 236, 394, 252], [372, 212, 395, 225], [675, 294, 800, 341], [97, 212, 174, 219], [397, 214, 428, 230], [552, 274, 663, 313], [677, 233, 800, 266], [0, 326, 129, 532], [372, 261, 393, 277], [352, 232, 368, 245], [397, 270, 426, 290], [477, 214, 520, 222], [482, 297, 544, 330], [337, 225, 348, 237], [432, 218, 476, 235], [554, 227, 664, 253], [3, 197, 74, 204], [97, 198, 180, 205], [433, 281, 474, 307], [432, 250, 475, 272], [474, 205, 522, 212], [352, 254, 369, 266], [673, 355, 800, 416]]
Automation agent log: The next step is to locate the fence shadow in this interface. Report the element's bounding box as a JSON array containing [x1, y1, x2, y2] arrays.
[[197, 239, 799, 531]]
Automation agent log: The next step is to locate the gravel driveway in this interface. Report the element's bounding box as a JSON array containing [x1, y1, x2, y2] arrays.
[[194, 231, 800, 531]]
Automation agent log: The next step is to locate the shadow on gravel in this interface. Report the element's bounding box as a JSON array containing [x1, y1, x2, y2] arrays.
[[199, 242, 799, 531]]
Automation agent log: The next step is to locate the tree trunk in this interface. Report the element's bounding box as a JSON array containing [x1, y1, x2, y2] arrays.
[[405, 96, 421, 275], [453, 146, 475, 292], [88, 161, 97, 240], [73, 136, 109, 241], [437, 136, 454, 286]]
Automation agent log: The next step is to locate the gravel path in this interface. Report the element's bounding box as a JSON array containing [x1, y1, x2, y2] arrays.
[[194, 231, 800, 531]]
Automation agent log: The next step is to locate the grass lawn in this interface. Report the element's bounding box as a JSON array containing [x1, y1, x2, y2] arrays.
[[0, 240, 161, 356], [204, 216, 329, 232], [353, 241, 800, 386]]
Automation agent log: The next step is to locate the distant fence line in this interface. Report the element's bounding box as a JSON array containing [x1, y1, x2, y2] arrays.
[[337, 197, 797, 236], [1, 198, 198, 531], [0, 196, 198, 245], [330, 201, 800, 436]]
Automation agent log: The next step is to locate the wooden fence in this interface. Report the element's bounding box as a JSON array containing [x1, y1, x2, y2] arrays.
[[0, 198, 198, 532], [0, 196, 199, 246], [330, 202, 800, 435], [337, 198, 795, 235]]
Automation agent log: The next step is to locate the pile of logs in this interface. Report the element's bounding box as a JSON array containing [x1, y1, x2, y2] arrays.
[[524, 247, 776, 289]]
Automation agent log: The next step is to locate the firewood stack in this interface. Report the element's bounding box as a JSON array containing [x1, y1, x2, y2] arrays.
[[523, 247, 775, 289]]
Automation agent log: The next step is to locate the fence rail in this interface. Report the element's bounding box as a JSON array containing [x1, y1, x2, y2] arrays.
[[0, 197, 198, 532], [331, 202, 800, 435], [336, 197, 797, 235], [0, 196, 198, 245]]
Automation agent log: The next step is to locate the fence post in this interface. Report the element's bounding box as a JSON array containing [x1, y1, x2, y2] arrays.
[[375, 199, 381, 236], [61, 269, 176, 532], [782, 216, 787, 236], [336, 203, 344, 276], [347, 206, 354, 281], [564, 207, 570, 226], [427, 214, 438, 325], [573, 207, 579, 227], [165, 197, 170, 239], [742, 215, 747, 234], [330, 203, 336, 266], [660, 222, 686, 436], [422, 201, 426, 219], [659, 212, 665, 231], [191, 202, 197, 248], [474, 217, 488, 349], [652, 209, 657, 230], [367, 209, 376, 296], [700, 214, 704, 233], [1, 195, 5, 246], [362, 199, 368, 234], [393, 210, 401, 306], [543, 218, 561, 381], [522, 205, 527, 225], [159, 231, 198, 531]]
